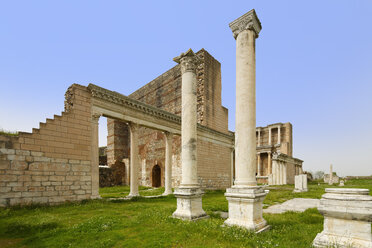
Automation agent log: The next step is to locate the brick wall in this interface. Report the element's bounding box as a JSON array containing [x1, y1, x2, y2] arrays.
[[0, 84, 94, 207], [106, 49, 231, 189]]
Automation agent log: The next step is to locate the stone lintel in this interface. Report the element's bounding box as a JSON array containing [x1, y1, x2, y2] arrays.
[[229, 9, 262, 39]]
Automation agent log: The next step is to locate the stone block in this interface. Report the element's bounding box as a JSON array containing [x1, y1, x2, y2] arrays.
[[15, 150, 30, 156], [22, 192, 42, 197], [0, 148, 15, 155], [0, 175, 17, 182], [224, 186, 269, 232], [294, 174, 308, 193], [313, 188, 372, 248], [10, 161, 28, 170], [49, 176, 65, 181], [0, 160, 10, 170], [172, 187, 208, 220], [31, 151, 43, 157]]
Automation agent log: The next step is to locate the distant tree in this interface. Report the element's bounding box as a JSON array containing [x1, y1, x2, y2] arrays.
[[312, 171, 325, 180]]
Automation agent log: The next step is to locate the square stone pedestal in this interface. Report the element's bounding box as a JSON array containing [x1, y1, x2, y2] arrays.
[[313, 188, 372, 248], [224, 186, 269, 232], [293, 174, 308, 193], [172, 187, 209, 221]]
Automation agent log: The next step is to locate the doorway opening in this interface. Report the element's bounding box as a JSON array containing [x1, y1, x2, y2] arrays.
[[152, 164, 161, 187]]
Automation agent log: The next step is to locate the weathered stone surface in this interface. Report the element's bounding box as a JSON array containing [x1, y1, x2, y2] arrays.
[[224, 9, 268, 232], [264, 198, 320, 214], [172, 187, 208, 220], [293, 174, 308, 193], [313, 188, 372, 248]]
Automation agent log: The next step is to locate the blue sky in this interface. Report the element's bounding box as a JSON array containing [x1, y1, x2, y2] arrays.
[[1, 1, 371, 176]]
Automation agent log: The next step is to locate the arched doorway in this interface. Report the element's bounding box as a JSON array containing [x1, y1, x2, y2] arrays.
[[152, 164, 161, 187]]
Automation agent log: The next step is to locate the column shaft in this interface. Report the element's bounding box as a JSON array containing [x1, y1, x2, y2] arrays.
[[257, 154, 261, 176], [268, 152, 272, 174], [234, 29, 257, 186], [129, 123, 139, 196], [181, 70, 198, 187], [91, 114, 100, 199], [278, 126, 281, 144], [163, 132, 173, 195], [269, 128, 272, 145], [283, 163, 287, 184]]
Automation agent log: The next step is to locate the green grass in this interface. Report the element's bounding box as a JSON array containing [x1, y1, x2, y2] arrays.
[[99, 186, 166, 198], [0, 179, 371, 248], [264, 179, 372, 207]]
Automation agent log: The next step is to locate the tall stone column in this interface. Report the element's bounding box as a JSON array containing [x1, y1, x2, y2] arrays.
[[257, 153, 261, 176], [257, 130, 261, 146], [224, 9, 268, 232], [172, 49, 208, 220], [268, 152, 272, 174], [329, 164, 333, 185], [91, 113, 101, 199], [163, 132, 173, 195], [128, 122, 139, 197], [269, 128, 272, 145], [277, 126, 281, 144]]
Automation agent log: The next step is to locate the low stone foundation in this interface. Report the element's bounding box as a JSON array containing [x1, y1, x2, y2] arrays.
[[0, 147, 92, 207]]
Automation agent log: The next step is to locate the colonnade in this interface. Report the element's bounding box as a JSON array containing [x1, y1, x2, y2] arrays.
[[271, 160, 287, 185], [91, 113, 175, 198]]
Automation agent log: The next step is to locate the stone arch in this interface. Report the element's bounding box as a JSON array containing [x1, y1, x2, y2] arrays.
[[152, 164, 161, 187]]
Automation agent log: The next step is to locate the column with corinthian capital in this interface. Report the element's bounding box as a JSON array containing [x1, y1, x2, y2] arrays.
[[224, 9, 269, 232], [172, 49, 208, 220]]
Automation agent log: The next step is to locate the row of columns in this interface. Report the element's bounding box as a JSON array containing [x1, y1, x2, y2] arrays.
[[92, 9, 268, 230], [128, 123, 174, 197], [91, 114, 175, 198], [256, 152, 272, 176], [271, 160, 287, 185], [257, 126, 281, 147], [268, 126, 281, 145]]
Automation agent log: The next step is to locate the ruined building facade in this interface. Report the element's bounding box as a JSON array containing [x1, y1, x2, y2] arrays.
[[106, 49, 232, 189], [105, 49, 303, 188]]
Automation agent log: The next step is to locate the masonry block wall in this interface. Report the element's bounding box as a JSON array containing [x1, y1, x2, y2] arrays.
[[256, 122, 293, 156], [0, 84, 94, 207], [106, 49, 231, 189]]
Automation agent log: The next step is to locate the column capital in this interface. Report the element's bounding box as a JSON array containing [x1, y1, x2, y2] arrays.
[[173, 48, 201, 74], [91, 112, 101, 123], [229, 9, 262, 39], [128, 122, 139, 132], [164, 131, 173, 139]]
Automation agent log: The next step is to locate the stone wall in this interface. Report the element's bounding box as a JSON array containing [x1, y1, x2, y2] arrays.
[[106, 49, 231, 189], [0, 84, 94, 207]]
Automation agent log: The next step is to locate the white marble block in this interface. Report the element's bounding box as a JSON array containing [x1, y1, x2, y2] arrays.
[[313, 188, 372, 248], [172, 187, 208, 220], [224, 186, 269, 232], [293, 174, 308, 193]]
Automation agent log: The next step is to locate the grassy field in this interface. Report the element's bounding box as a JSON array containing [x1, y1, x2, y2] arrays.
[[0, 179, 371, 248]]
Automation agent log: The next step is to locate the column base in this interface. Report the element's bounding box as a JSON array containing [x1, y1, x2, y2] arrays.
[[313, 188, 372, 248], [128, 193, 140, 198], [224, 186, 269, 231], [172, 187, 209, 221], [313, 228, 372, 248], [162, 191, 173, 196], [293, 189, 308, 193], [90, 195, 101, 200]]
